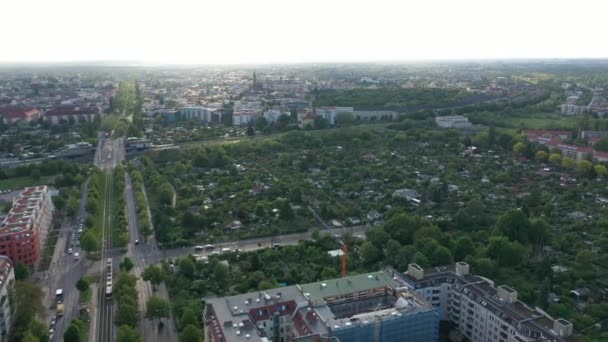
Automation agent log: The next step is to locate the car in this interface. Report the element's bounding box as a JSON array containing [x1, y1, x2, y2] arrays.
[[68, 248, 73, 255], [48, 329, 54, 339], [50, 317, 56, 327], [74, 252, 80, 260], [135, 239, 139, 245]]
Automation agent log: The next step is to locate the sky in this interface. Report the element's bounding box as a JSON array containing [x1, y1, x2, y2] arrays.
[[2, 0, 607, 65]]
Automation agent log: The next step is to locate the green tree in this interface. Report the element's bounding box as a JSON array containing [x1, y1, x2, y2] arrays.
[[549, 153, 561, 164], [513, 142, 526, 154], [76, 278, 89, 292], [453, 236, 474, 261], [142, 265, 164, 287], [561, 156, 576, 168], [179, 258, 196, 279], [145, 296, 171, 321], [278, 200, 294, 221], [594, 164, 608, 177], [594, 136, 608, 151], [255, 117, 268, 131], [117, 325, 142, 342], [180, 308, 198, 329], [14, 263, 30, 280], [578, 159, 593, 172], [496, 209, 530, 243], [535, 150, 548, 161], [63, 320, 83, 342], [360, 241, 381, 264], [120, 257, 134, 272], [80, 230, 99, 252], [213, 262, 229, 285], [181, 324, 203, 342], [429, 246, 453, 265], [30, 169, 41, 181], [115, 303, 140, 327]]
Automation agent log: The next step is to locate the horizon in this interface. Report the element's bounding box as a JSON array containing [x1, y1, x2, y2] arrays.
[[3, 0, 608, 64]]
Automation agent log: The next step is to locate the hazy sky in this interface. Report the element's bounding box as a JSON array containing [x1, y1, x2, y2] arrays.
[[2, 0, 607, 64]]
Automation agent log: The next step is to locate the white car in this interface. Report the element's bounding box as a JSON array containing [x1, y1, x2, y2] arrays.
[[74, 252, 80, 260], [68, 248, 73, 255]]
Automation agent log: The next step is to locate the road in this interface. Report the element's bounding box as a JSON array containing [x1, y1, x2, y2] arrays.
[[36, 178, 91, 341], [125, 173, 179, 341], [161, 224, 371, 260]]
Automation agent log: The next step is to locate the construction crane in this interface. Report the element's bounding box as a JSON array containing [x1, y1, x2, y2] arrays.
[[341, 242, 348, 277]]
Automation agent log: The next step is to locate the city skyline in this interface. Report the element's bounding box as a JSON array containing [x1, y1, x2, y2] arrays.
[[2, 0, 608, 65]]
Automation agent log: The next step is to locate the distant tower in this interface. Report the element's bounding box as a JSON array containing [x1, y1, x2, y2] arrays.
[[253, 71, 257, 89]]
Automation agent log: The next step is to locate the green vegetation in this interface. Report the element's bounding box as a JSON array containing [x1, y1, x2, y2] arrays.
[[114, 271, 140, 329], [128, 169, 152, 236], [107, 80, 144, 137], [63, 319, 88, 342], [9, 281, 47, 342], [310, 87, 469, 109], [112, 166, 129, 248], [144, 123, 608, 339], [80, 171, 105, 253]]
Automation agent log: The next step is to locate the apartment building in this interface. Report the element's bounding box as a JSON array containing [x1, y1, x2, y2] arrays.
[[399, 262, 573, 342], [0, 256, 14, 341], [205, 270, 439, 342], [44, 106, 98, 125], [0, 186, 54, 266], [179, 107, 222, 123], [315, 107, 353, 126], [233, 111, 259, 126], [263, 109, 284, 124], [560, 104, 586, 116], [435, 115, 472, 129], [0, 107, 41, 125]]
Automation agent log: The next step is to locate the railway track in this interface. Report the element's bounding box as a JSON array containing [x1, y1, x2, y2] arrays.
[[97, 171, 114, 342]]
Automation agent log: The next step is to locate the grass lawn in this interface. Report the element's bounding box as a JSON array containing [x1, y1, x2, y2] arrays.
[[0, 176, 54, 191], [79, 287, 92, 304]]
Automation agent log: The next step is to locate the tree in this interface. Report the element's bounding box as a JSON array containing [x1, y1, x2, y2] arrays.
[[549, 153, 561, 164], [179, 257, 195, 279], [117, 325, 142, 342], [115, 303, 140, 327], [120, 257, 134, 272], [30, 169, 41, 181], [142, 265, 164, 287], [181, 324, 203, 342], [76, 278, 89, 292], [180, 308, 198, 329], [429, 246, 454, 266], [63, 320, 83, 342], [535, 150, 548, 161], [513, 142, 526, 154], [278, 200, 294, 221], [146, 296, 171, 321], [453, 236, 474, 261], [14, 263, 30, 280], [80, 230, 98, 252], [561, 156, 576, 168], [594, 164, 608, 177], [529, 218, 550, 246], [496, 209, 530, 243], [314, 116, 330, 129], [577, 159, 593, 173], [246, 123, 255, 136], [594, 136, 608, 152], [213, 262, 229, 285], [255, 117, 268, 131], [360, 241, 381, 264]]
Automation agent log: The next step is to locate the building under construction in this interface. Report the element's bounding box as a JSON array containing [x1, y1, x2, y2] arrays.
[[204, 270, 439, 342]]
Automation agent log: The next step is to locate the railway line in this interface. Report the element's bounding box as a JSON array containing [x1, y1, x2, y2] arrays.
[[97, 170, 114, 342]]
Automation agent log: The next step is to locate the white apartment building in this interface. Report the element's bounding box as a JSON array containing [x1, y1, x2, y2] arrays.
[[401, 262, 573, 342], [435, 115, 472, 129], [179, 107, 222, 122], [560, 104, 586, 116], [233, 111, 256, 126], [263, 109, 284, 124], [315, 107, 353, 126], [0, 256, 14, 342]]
